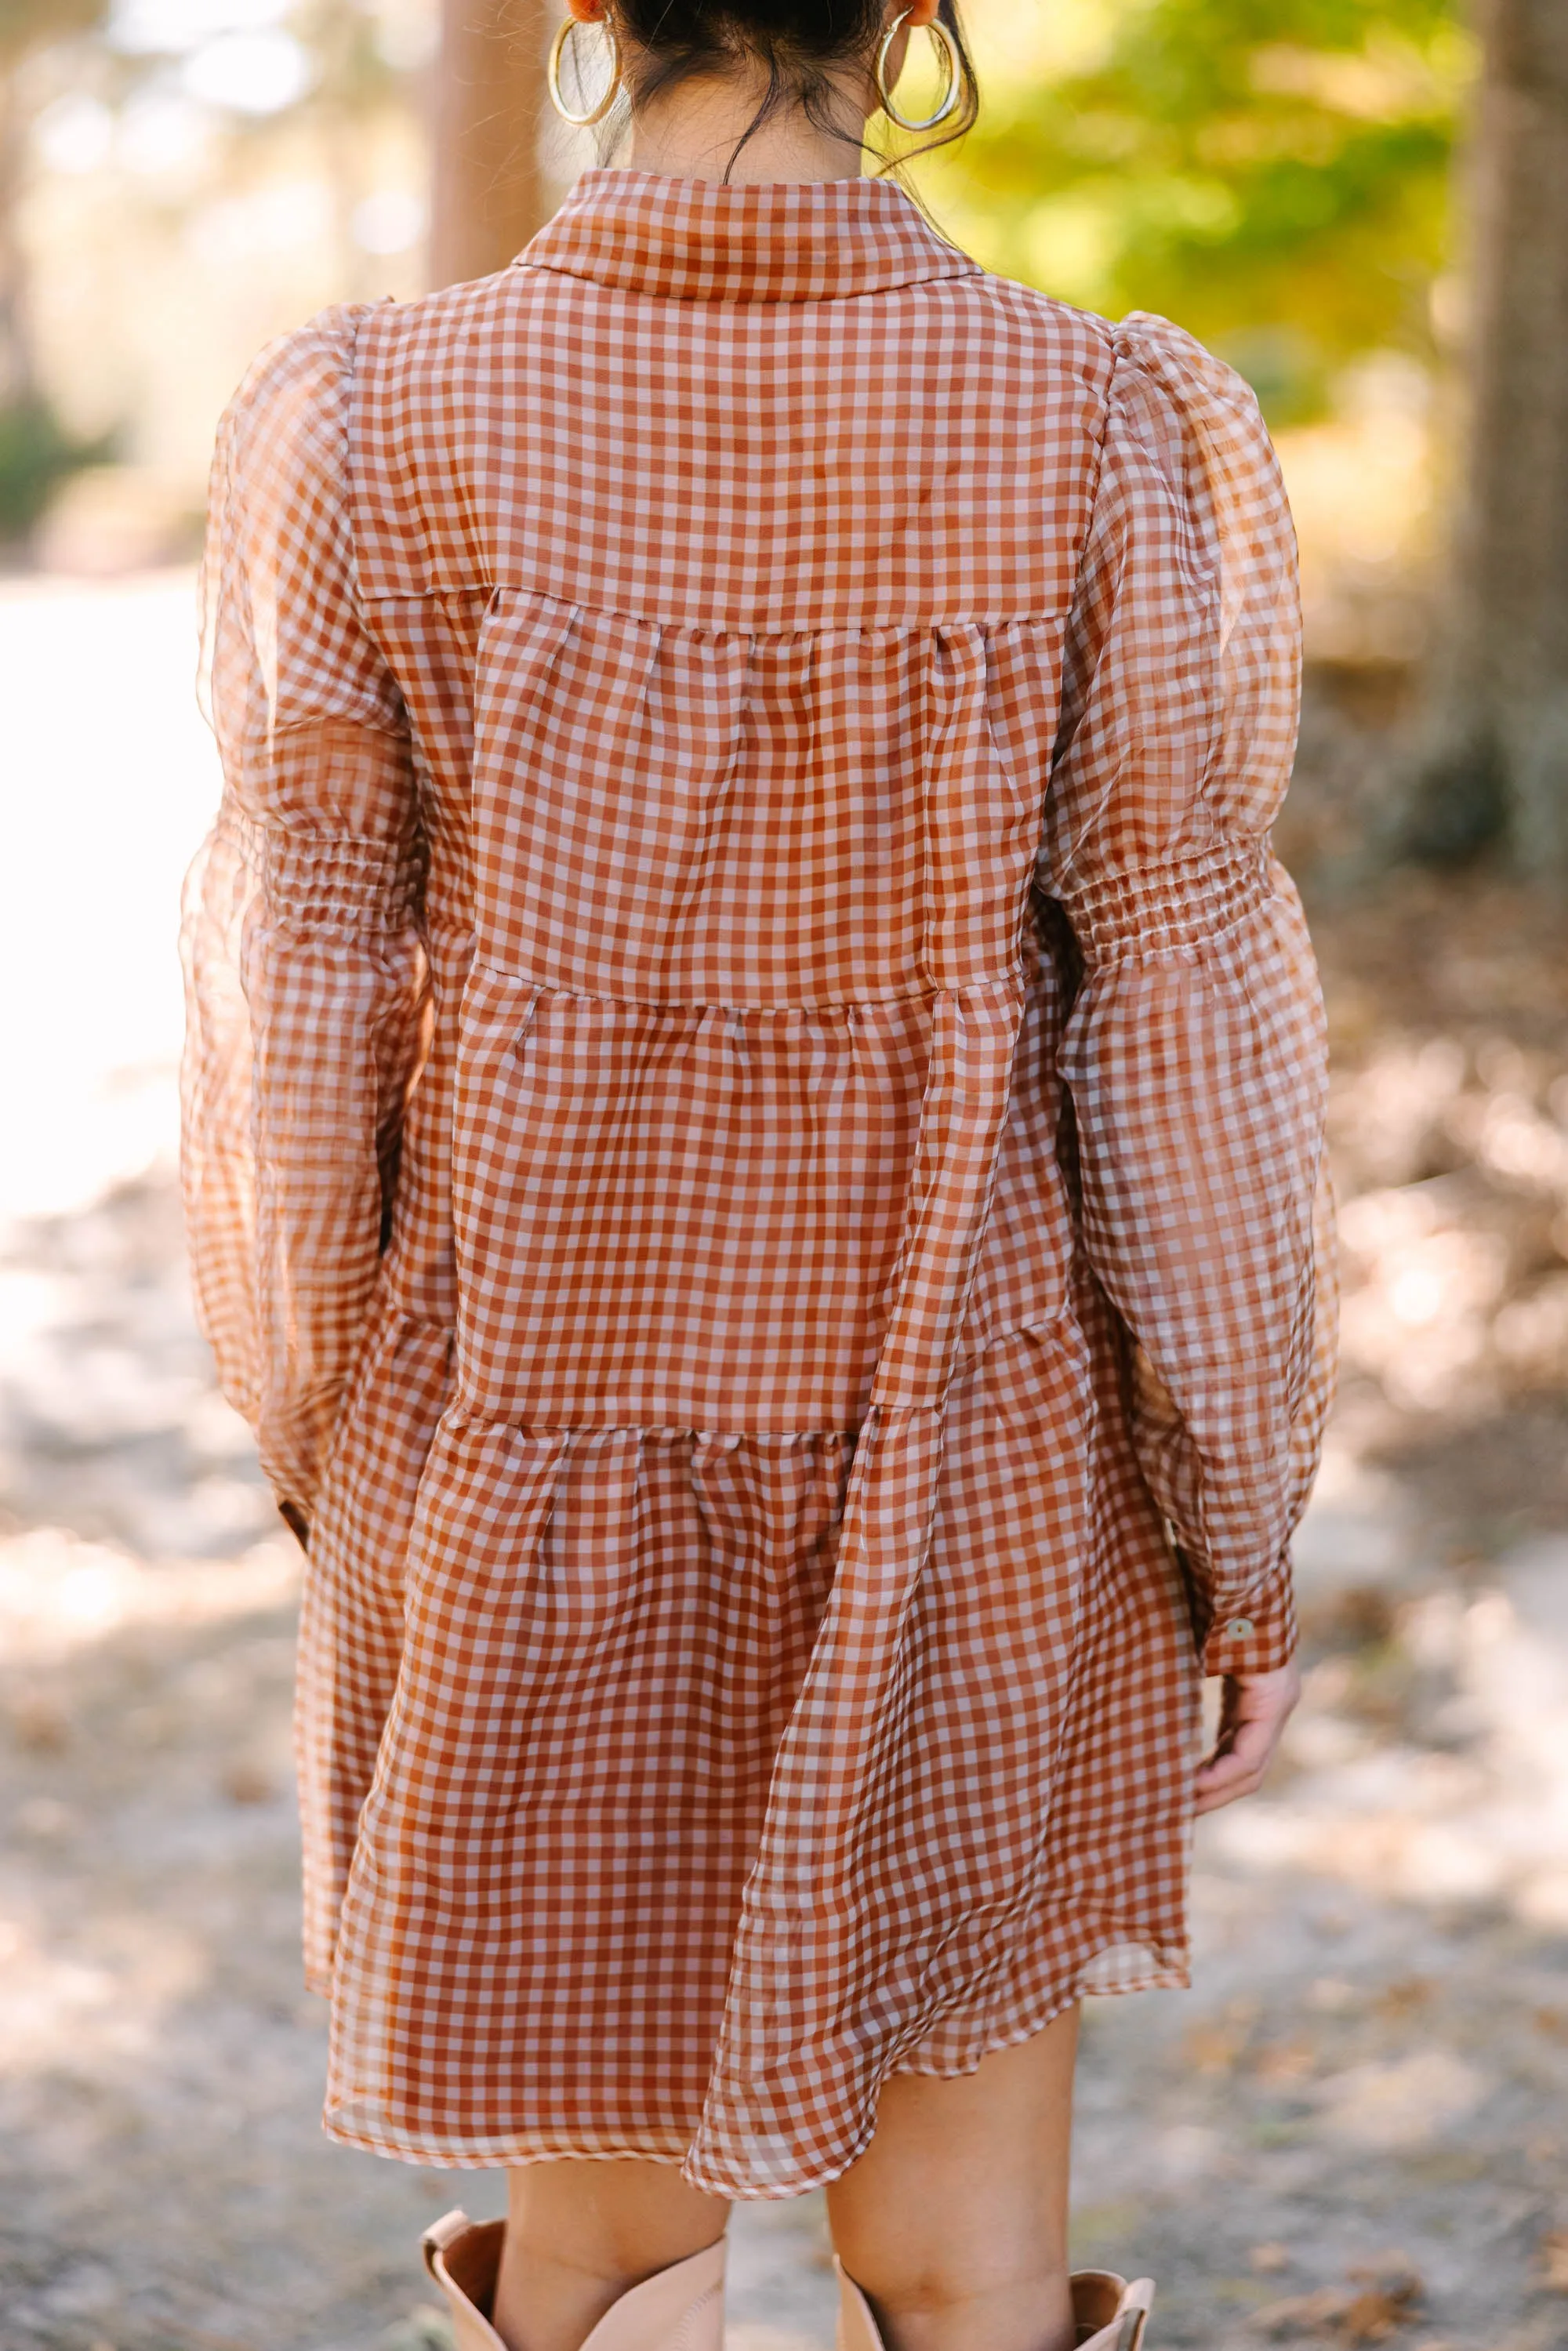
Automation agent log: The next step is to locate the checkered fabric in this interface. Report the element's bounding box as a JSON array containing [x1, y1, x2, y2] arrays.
[[180, 169, 1336, 2200]]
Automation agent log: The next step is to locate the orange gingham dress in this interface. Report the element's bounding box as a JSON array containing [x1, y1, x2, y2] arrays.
[[181, 168, 1336, 2199]]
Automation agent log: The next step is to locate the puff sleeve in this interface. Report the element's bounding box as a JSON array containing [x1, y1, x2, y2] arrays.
[[180, 308, 426, 1533], [1045, 314, 1337, 1676]]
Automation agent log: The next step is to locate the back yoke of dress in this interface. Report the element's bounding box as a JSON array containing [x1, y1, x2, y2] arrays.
[[183, 169, 1334, 2200]]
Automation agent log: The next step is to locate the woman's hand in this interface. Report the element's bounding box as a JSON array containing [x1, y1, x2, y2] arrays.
[[1193, 1660, 1301, 1816]]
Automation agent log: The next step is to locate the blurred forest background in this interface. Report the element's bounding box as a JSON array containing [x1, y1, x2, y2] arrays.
[[5, 0, 1566, 858], [0, 0, 1472, 656], [3, 5, 1568, 2350]]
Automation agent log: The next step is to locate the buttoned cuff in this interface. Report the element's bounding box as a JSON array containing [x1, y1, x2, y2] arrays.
[[1177, 1544, 1298, 1674]]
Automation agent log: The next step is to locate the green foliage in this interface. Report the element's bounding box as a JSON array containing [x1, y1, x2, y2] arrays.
[[929, 0, 1472, 419], [0, 397, 114, 543]]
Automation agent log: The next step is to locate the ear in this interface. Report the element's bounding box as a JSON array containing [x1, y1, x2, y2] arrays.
[[565, 0, 605, 21], [900, 0, 942, 23]]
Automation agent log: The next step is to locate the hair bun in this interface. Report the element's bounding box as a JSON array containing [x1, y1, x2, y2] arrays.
[[608, 0, 978, 168]]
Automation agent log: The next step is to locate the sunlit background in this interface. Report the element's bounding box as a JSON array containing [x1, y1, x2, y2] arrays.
[[3, 4, 1568, 2349]]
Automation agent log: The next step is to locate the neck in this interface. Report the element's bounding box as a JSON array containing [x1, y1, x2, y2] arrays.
[[625, 74, 873, 184]]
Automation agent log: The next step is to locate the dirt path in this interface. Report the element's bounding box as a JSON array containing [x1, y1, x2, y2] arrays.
[[2, 579, 1566, 2351]]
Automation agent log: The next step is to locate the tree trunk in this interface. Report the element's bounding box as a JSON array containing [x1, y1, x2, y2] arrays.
[[0, 71, 38, 405], [1405, 0, 1568, 872], [430, 0, 552, 289]]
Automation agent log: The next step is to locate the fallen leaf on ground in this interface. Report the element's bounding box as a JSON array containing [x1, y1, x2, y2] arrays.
[[1251, 2038, 1317, 2084], [1250, 2258, 1423, 2343], [1371, 1977, 1434, 2021], [1340, 2286, 1415, 2343], [8, 1695, 69, 1753], [1183, 2019, 1247, 2073], [1251, 2288, 1349, 2338]]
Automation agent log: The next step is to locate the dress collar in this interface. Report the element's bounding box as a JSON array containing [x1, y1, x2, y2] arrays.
[[516, 167, 982, 303]]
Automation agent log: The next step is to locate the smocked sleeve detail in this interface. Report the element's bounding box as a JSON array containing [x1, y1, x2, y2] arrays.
[[181, 308, 426, 1533], [1063, 836, 1272, 965], [1044, 312, 1337, 1677], [216, 801, 426, 934]]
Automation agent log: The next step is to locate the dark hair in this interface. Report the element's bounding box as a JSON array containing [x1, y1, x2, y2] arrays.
[[597, 0, 978, 178]]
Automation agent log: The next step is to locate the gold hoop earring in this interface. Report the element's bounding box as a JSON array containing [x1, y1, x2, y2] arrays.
[[548, 13, 622, 126], [874, 7, 962, 132]]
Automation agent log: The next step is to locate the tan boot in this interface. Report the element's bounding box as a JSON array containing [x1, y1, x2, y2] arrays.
[[422, 2211, 726, 2351], [1065, 2269, 1156, 2351], [834, 2257, 1155, 2351]]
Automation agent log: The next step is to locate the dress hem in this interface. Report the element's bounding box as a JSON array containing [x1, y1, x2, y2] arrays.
[[318, 1932, 1189, 2195]]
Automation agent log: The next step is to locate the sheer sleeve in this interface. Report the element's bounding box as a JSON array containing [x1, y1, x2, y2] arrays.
[[1044, 313, 1336, 1676], [180, 307, 426, 1535]]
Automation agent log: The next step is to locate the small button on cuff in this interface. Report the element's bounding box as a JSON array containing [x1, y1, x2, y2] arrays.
[[1225, 1617, 1254, 1641]]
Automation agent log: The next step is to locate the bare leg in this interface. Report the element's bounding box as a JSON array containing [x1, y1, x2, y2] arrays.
[[826, 2008, 1080, 2351], [492, 2161, 729, 2351]]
